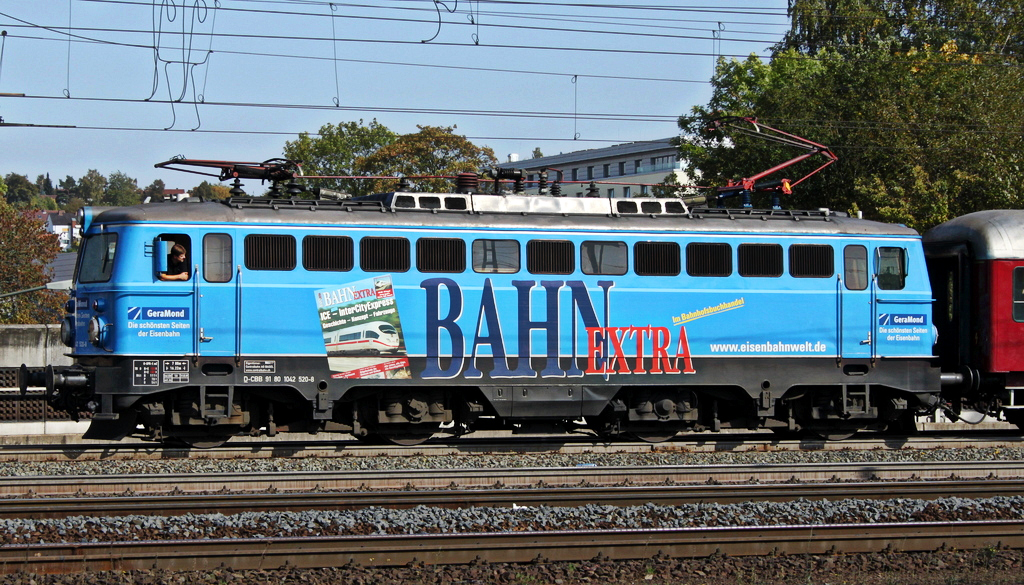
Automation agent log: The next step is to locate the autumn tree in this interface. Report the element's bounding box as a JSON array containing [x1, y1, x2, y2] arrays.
[[357, 125, 497, 194], [0, 199, 66, 323], [283, 119, 397, 197], [192, 181, 232, 200]]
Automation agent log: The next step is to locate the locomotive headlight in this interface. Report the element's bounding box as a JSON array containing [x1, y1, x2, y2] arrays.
[[64, 299, 75, 313], [60, 316, 75, 348], [88, 316, 108, 347], [92, 298, 107, 313]]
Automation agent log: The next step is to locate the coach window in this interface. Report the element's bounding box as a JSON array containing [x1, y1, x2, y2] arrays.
[[686, 242, 732, 277], [417, 238, 466, 273], [843, 245, 868, 290], [203, 234, 233, 283], [876, 247, 907, 290], [528, 240, 574, 275], [78, 233, 119, 283], [581, 241, 627, 275], [303, 235, 353, 272], [789, 244, 834, 278], [473, 239, 519, 273], [635, 242, 680, 276], [245, 234, 295, 271], [1013, 268, 1024, 322], [360, 237, 410, 272], [738, 244, 783, 277], [156, 233, 191, 282]]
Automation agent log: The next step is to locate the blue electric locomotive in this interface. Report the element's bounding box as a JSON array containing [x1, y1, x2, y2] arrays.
[[21, 170, 943, 446]]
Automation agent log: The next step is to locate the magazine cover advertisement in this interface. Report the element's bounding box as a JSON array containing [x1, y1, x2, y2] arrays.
[[314, 275, 411, 379]]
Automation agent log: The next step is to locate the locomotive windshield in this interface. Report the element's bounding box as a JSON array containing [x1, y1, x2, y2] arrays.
[[77, 233, 118, 283]]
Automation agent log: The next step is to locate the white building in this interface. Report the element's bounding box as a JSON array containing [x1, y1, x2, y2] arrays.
[[43, 211, 77, 251], [496, 138, 696, 200]]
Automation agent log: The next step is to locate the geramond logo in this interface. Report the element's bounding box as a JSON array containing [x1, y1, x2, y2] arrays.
[[128, 307, 190, 320]]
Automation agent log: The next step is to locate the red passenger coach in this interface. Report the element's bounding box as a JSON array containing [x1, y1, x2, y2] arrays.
[[924, 210, 1024, 424]]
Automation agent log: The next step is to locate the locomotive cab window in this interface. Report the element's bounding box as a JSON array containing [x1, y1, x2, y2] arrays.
[[473, 239, 519, 273], [156, 233, 191, 282], [581, 241, 627, 275], [844, 245, 868, 290], [78, 232, 119, 283], [876, 247, 907, 290]]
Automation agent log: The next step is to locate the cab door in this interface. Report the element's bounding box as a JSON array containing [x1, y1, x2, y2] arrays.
[[196, 233, 238, 357], [840, 244, 873, 358]]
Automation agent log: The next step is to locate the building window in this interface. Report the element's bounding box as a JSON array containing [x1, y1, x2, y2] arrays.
[[245, 234, 295, 271], [844, 245, 868, 290], [473, 239, 519, 273], [635, 242, 680, 276], [738, 243, 783, 277], [587, 166, 594, 180], [417, 238, 465, 273], [360, 237, 410, 272], [572, 168, 578, 181], [686, 242, 731, 277], [618, 161, 625, 176], [303, 235, 353, 272], [603, 164, 610, 177], [623, 186, 631, 198], [581, 241, 627, 275], [527, 240, 574, 274], [607, 188, 615, 198], [640, 185, 649, 196], [635, 159, 642, 173], [789, 244, 834, 278]]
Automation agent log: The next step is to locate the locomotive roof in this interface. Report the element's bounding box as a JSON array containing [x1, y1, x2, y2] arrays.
[[924, 210, 1024, 260], [91, 192, 919, 238]]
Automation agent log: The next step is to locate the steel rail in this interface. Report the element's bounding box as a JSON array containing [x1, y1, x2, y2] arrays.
[[2, 460, 1022, 497], [1, 521, 1021, 574], [1, 431, 1022, 462], [2, 479, 1023, 520]]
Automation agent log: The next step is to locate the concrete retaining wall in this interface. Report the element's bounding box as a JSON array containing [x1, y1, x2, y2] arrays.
[[0, 325, 74, 369]]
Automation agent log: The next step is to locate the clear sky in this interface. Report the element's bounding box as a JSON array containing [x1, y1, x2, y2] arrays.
[[0, 0, 791, 191]]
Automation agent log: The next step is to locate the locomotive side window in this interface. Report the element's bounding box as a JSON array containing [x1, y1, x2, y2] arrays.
[[417, 238, 466, 273], [244, 234, 296, 271], [1014, 268, 1024, 322], [156, 233, 191, 282], [203, 234, 233, 283], [360, 237, 411, 272], [582, 241, 628, 275], [738, 243, 783, 277], [634, 241, 680, 276], [473, 239, 520, 273], [876, 247, 907, 290], [528, 240, 574, 275], [686, 242, 732, 277], [78, 233, 118, 283], [303, 235, 353, 272], [843, 245, 868, 290], [789, 244, 834, 278]]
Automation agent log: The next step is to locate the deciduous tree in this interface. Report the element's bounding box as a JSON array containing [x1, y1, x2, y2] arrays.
[[103, 171, 141, 207], [358, 125, 497, 194], [76, 170, 107, 205], [0, 199, 66, 323], [3, 173, 38, 205], [283, 119, 397, 197]]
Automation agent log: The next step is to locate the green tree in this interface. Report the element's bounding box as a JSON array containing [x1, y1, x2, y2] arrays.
[[0, 198, 67, 323], [0, 174, 7, 199], [283, 119, 397, 197], [142, 179, 166, 201], [3, 173, 38, 205], [35, 174, 54, 196], [358, 125, 497, 194], [103, 171, 141, 207], [677, 1, 1024, 231], [29, 195, 57, 211], [532, 147, 544, 159], [76, 170, 107, 204], [192, 181, 233, 200]]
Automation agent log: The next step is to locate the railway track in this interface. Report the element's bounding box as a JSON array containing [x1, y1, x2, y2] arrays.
[[2, 478, 1023, 520], [1, 430, 1022, 461], [3, 521, 1021, 574]]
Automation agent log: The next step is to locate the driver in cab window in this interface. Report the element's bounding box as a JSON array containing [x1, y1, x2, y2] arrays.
[[159, 244, 190, 281]]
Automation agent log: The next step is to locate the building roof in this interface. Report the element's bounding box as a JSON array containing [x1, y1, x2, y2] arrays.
[[46, 211, 75, 226]]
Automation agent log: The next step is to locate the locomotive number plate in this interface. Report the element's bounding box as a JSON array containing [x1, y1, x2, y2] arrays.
[[162, 360, 189, 383]]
